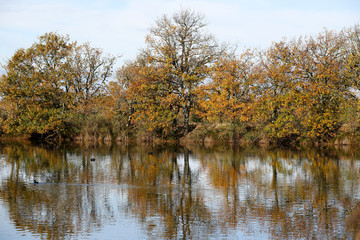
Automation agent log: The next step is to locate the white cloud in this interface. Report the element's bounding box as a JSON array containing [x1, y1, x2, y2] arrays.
[[0, 0, 359, 69]]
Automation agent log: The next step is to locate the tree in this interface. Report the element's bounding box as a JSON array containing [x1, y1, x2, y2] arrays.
[[199, 51, 256, 124], [255, 29, 357, 144], [291, 29, 353, 142], [115, 60, 181, 139], [344, 25, 360, 90], [0, 32, 75, 140], [342, 25, 360, 136], [256, 41, 303, 144], [70, 42, 116, 110], [0, 32, 116, 141], [141, 9, 226, 135], [67, 42, 117, 141]]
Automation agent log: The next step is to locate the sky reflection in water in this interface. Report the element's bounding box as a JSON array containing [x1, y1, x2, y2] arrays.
[[0, 142, 359, 239]]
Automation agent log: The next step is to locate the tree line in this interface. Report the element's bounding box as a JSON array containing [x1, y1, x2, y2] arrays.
[[0, 9, 359, 145]]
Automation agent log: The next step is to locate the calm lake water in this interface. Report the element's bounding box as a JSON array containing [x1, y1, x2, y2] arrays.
[[0, 141, 360, 239]]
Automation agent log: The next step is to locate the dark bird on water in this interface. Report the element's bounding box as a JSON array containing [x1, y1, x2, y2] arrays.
[[33, 180, 39, 184], [90, 158, 95, 161]]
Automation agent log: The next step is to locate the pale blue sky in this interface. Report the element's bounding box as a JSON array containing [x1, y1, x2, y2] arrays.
[[0, 0, 359, 71]]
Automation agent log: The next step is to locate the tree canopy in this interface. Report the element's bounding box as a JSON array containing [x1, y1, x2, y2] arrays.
[[0, 32, 116, 141]]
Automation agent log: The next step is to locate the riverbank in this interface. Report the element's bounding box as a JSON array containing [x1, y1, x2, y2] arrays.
[[0, 121, 359, 148]]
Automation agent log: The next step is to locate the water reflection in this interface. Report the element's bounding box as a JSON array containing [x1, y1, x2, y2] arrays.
[[0, 142, 360, 239]]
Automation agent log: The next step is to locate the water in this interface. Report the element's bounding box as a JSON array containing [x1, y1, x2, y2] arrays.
[[0, 142, 359, 239]]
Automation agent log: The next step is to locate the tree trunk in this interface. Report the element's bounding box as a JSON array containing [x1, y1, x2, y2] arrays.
[[183, 103, 191, 135]]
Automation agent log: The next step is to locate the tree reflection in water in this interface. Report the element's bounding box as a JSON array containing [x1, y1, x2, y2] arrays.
[[0, 142, 360, 239]]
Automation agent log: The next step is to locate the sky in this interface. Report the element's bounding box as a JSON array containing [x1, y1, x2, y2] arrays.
[[0, 0, 360, 72]]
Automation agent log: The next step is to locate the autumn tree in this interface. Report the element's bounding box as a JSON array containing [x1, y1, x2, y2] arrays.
[[291, 29, 354, 142], [256, 40, 303, 144], [253, 28, 359, 144], [341, 25, 360, 135], [141, 9, 226, 135], [0, 32, 116, 141], [344, 25, 360, 89], [104, 65, 135, 140], [190, 51, 257, 142], [68, 42, 117, 141], [70, 42, 116, 110], [114, 60, 181, 139], [0, 33, 75, 140], [199, 51, 256, 124]]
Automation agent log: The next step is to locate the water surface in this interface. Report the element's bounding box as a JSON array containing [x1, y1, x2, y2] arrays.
[[0, 142, 359, 239]]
